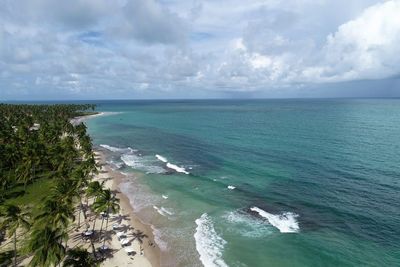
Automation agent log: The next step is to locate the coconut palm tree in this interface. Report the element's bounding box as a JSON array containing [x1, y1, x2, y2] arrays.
[[86, 181, 104, 231], [92, 189, 119, 245], [70, 167, 90, 227], [62, 247, 98, 267], [0, 204, 30, 267], [27, 225, 67, 267], [35, 198, 75, 230]]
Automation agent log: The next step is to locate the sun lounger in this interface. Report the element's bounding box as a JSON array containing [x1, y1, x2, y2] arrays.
[[120, 238, 129, 246], [112, 223, 123, 230], [116, 232, 126, 239]]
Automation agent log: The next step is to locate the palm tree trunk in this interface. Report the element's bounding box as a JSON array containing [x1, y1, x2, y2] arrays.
[[77, 205, 81, 229], [99, 217, 105, 240], [102, 212, 110, 247], [13, 232, 17, 267], [90, 237, 96, 259], [92, 216, 97, 231], [80, 195, 87, 220]]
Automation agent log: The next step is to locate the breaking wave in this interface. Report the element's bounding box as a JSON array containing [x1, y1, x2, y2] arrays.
[[194, 213, 228, 267], [250, 207, 299, 233], [155, 154, 168, 163], [121, 154, 165, 174], [100, 144, 135, 153], [166, 162, 190, 174], [223, 210, 272, 238]]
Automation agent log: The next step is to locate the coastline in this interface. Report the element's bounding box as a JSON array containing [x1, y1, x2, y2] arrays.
[[70, 112, 105, 125], [78, 112, 161, 267], [94, 149, 161, 267]]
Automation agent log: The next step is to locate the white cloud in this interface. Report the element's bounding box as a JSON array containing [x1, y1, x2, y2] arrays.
[[0, 0, 399, 99], [301, 0, 400, 82]]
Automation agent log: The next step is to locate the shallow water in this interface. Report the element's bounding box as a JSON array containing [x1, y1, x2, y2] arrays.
[[86, 99, 400, 267]]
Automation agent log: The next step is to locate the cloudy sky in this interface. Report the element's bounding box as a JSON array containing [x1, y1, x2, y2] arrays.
[[1, 0, 400, 100]]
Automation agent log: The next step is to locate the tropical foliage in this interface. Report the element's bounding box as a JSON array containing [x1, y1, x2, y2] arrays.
[[62, 247, 98, 267], [0, 104, 109, 266]]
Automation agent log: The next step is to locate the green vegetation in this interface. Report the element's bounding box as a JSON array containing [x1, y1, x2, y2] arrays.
[[4, 178, 53, 211], [0, 104, 118, 266]]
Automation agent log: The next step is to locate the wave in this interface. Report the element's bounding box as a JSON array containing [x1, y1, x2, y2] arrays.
[[227, 185, 236, 190], [107, 159, 124, 170], [151, 226, 168, 251], [121, 154, 165, 174], [194, 213, 228, 267], [166, 162, 190, 174], [162, 195, 169, 199], [223, 210, 272, 238], [100, 144, 135, 153], [155, 154, 168, 163], [153, 205, 174, 217], [250, 207, 299, 233]]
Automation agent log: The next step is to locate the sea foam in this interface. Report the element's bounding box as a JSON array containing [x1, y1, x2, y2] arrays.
[[227, 185, 236, 190], [155, 154, 168, 163], [166, 162, 190, 174], [194, 213, 228, 267], [121, 154, 165, 174], [153, 205, 174, 217], [250, 207, 299, 233], [223, 210, 272, 238], [100, 144, 135, 153]]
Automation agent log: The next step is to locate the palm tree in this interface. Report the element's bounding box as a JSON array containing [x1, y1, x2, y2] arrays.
[[0, 204, 30, 267], [62, 247, 97, 267], [35, 198, 75, 230], [86, 181, 104, 231], [102, 191, 119, 247], [92, 189, 119, 244], [70, 168, 89, 228], [27, 225, 67, 267]]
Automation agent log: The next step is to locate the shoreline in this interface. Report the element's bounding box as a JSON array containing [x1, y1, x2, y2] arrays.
[[78, 112, 161, 267], [94, 149, 161, 267], [70, 112, 105, 125]]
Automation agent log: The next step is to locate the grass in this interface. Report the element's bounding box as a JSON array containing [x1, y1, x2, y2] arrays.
[[4, 177, 54, 214]]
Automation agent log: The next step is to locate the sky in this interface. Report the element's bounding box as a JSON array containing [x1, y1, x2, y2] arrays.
[[1, 0, 400, 100]]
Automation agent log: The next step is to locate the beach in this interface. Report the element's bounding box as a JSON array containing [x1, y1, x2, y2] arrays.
[[92, 150, 160, 267], [73, 113, 160, 267]]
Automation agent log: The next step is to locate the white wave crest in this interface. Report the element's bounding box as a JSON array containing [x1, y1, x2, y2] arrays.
[[166, 162, 189, 174], [162, 195, 169, 199], [107, 160, 124, 170], [194, 213, 228, 267], [155, 154, 168, 163], [227, 185, 236, 190], [223, 211, 272, 238], [250, 207, 299, 233], [100, 144, 135, 153], [121, 154, 165, 174], [153, 205, 174, 217]]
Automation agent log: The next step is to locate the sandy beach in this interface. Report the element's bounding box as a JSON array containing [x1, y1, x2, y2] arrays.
[[88, 150, 161, 267], [69, 113, 161, 267]]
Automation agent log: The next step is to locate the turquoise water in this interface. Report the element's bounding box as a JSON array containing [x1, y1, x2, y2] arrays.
[[86, 99, 400, 267]]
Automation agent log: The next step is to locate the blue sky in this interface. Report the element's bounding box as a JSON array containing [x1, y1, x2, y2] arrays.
[[0, 0, 400, 100]]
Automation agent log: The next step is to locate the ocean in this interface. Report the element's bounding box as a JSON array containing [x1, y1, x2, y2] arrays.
[[85, 99, 400, 267]]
